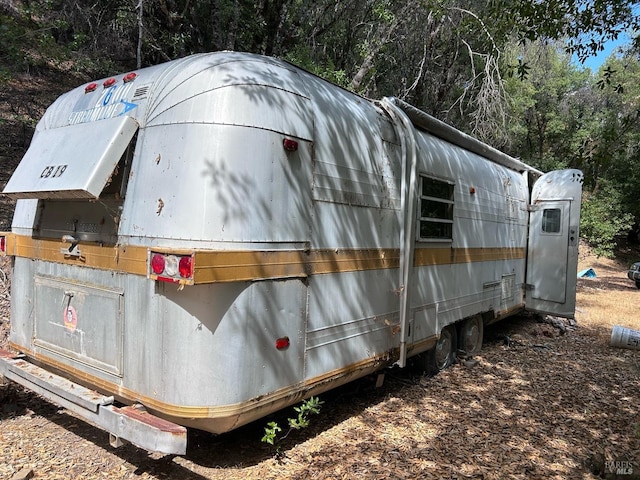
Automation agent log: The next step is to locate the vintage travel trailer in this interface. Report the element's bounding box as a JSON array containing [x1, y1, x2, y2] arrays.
[[0, 52, 583, 455]]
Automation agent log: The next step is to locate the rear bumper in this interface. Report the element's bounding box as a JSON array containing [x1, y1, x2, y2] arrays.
[[0, 349, 186, 455]]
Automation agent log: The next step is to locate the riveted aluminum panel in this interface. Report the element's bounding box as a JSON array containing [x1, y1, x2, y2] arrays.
[[154, 279, 306, 407], [145, 55, 312, 139], [3, 115, 138, 199], [119, 125, 313, 244]]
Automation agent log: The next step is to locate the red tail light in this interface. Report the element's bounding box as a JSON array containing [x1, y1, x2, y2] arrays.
[[149, 251, 194, 284], [0, 236, 5, 253], [151, 253, 165, 274], [179, 256, 193, 278]]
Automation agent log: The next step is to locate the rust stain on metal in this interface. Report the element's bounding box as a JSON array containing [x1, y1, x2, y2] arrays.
[[0, 349, 20, 359], [116, 405, 186, 434]]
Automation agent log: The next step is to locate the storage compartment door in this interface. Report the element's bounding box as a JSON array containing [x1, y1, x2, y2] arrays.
[[33, 275, 124, 377], [3, 115, 138, 200]]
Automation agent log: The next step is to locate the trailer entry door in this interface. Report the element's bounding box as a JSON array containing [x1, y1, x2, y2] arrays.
[[526, 169, 583, 318], [3, 115, 139, 200], [528, 200, 570, 304]]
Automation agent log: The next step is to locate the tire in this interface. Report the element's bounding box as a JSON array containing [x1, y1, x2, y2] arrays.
[[416, 324, 457, 375], [636, 280, 640, 289], [459, 315, 484, 356]]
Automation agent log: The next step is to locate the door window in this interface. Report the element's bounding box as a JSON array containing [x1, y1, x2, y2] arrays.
[[541, 208, 561, 234]]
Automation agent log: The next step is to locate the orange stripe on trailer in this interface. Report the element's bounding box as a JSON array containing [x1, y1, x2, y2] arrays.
[[413, 246, 526, 266], [3, 233, 147, 275], [2, 233, 525, 283]]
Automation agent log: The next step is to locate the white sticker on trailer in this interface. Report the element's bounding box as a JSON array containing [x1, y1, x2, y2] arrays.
[[69, 84, 138, 125]]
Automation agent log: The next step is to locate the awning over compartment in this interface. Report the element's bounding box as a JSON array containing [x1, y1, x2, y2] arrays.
[[3, 115, 139, 200]]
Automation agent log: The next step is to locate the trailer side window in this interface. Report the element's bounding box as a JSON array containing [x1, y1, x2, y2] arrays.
[[418, 175, 454, 241], [541, 208, 561, 234]]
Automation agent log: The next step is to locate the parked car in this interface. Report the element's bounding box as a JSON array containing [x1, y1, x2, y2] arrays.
[[628, 262, 640, 289]]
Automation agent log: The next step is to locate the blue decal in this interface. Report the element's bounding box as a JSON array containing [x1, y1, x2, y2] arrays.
[[119, 100, 138, 115], [103, 86, 116, 106]]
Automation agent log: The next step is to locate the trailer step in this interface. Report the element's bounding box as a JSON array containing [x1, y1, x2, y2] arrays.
[[0, 349, 186, 455]]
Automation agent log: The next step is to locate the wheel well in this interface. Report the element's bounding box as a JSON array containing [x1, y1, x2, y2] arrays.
[[455, 312, 491, 334]]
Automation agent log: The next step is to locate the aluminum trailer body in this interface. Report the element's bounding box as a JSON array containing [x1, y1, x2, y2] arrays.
[[0, 52, 583, 454]]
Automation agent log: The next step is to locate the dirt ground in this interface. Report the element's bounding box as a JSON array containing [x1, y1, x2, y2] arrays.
[[0, 244, 639, 480]]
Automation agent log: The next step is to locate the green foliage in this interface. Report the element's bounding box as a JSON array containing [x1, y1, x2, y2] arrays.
[[504, 43, 640, 253], [261, 396, 323, 447], [0, 67, 11, 85], [488, 0, 639, 63], [284, 47, 350, 88], [508, 58, 531, 81], [0, 14, 30, 70], [287, 395, 323, 429], [261, 421, 282, 445], [373, 0, 394, 23], [596, 66, 621, 91], [580, 182, 634, 257], [504, 41, 590, 165]]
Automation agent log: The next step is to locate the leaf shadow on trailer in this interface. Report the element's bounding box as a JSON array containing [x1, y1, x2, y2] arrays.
[[192, 55, 407, 406]]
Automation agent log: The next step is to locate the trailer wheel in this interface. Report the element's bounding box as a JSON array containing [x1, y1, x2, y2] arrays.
[[418, 325, 457, 375], [636, 280, 640, 289], [459, 315, 484, 356]]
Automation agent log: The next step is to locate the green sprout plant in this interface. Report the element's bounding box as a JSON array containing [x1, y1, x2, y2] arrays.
[[261, 396, 324, 448]]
